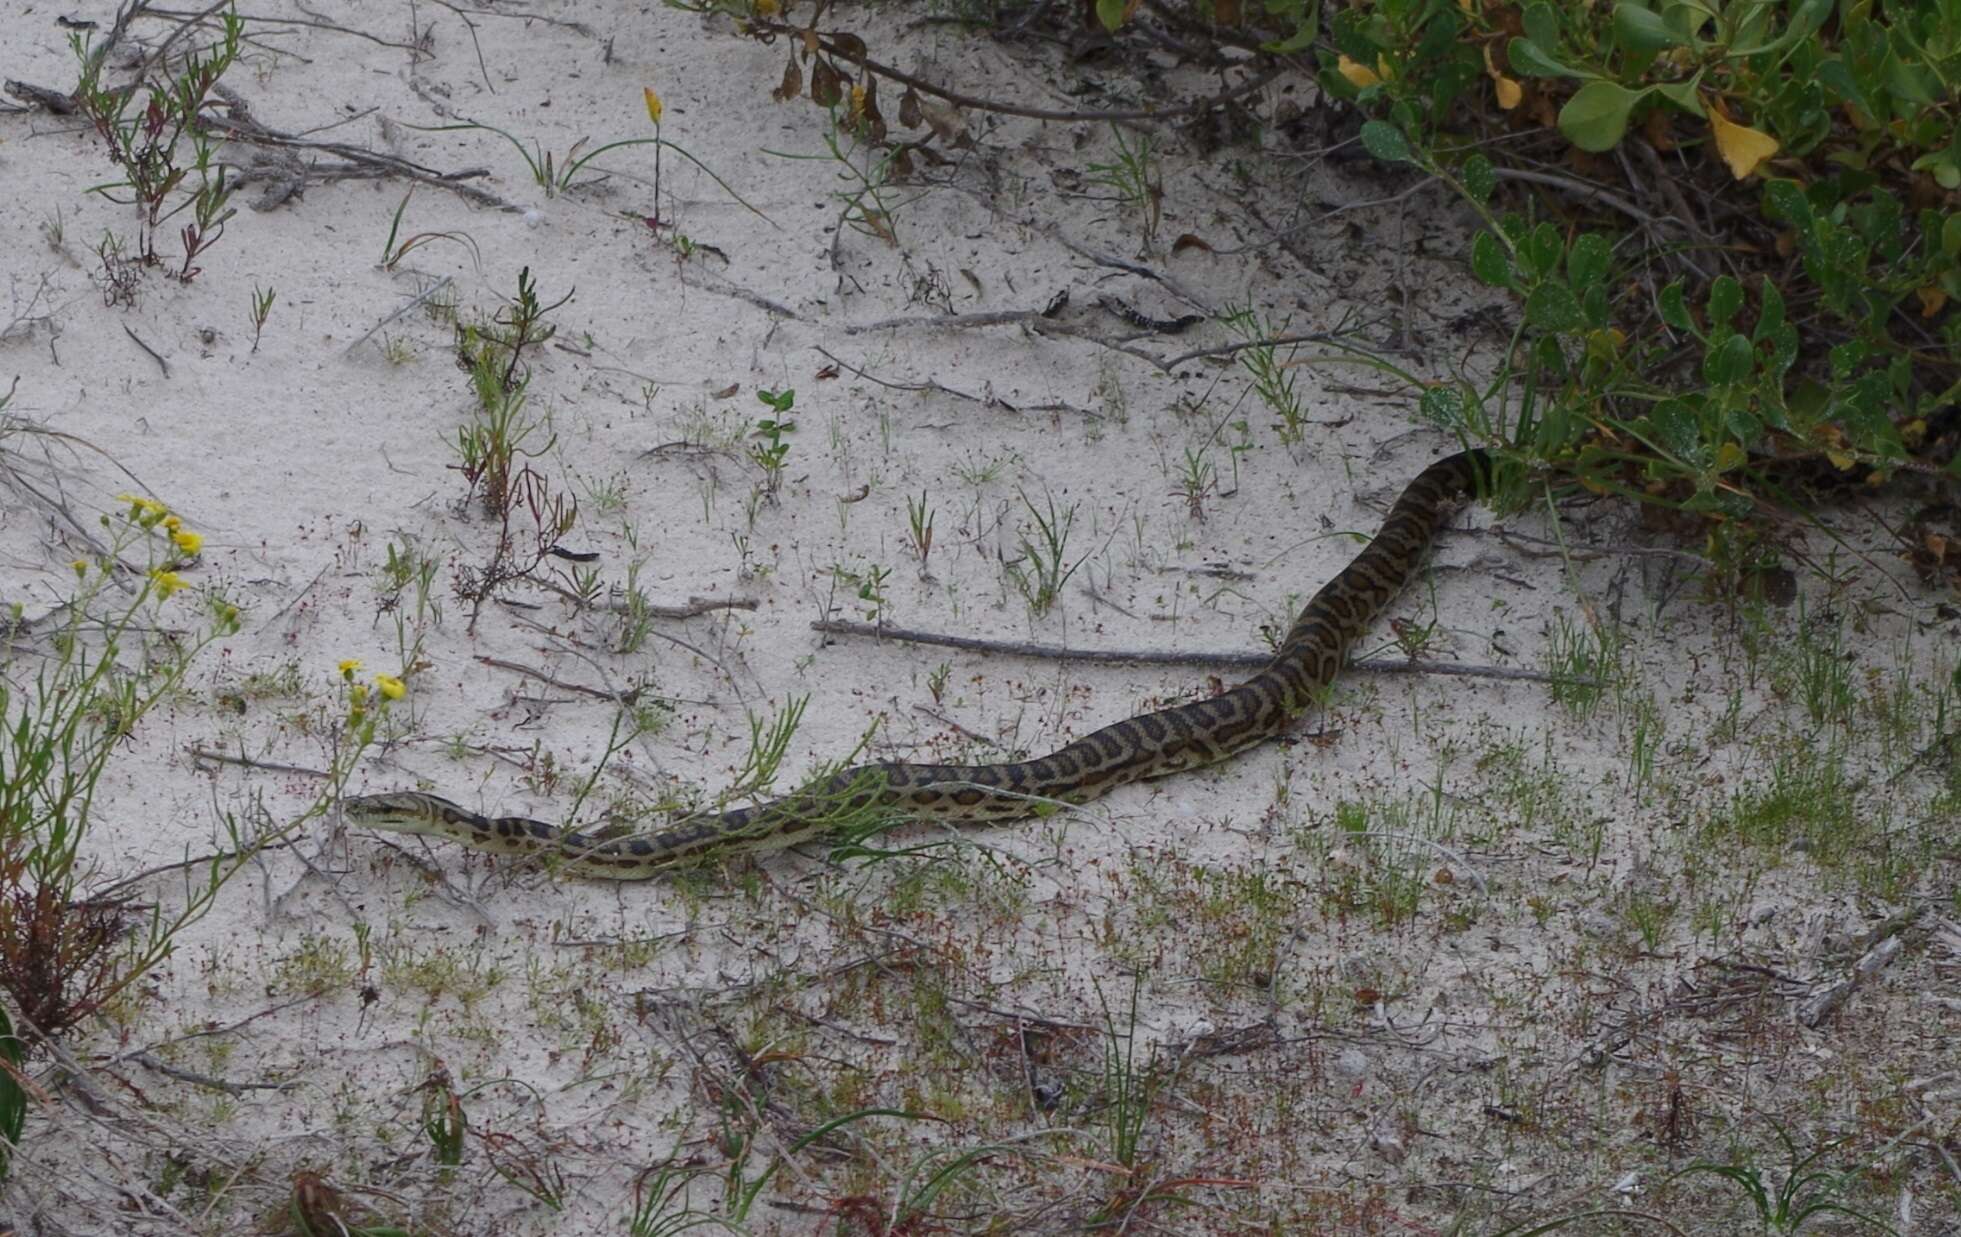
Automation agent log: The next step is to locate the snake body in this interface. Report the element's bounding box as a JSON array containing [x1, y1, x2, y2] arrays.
[[342, 450, 1490, 879]]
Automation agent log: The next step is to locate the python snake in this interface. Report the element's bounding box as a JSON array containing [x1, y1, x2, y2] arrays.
[[341, 449, 1492, 879]]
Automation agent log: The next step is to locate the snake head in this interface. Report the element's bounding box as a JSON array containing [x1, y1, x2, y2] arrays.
[[340, 790, 453, 836]]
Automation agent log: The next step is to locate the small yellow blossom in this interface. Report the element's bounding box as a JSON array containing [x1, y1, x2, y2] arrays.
[[643, 86, 663, 125], [163, 514, 181, 531], [72, 559, 88, 578], [339, 658, 364, 680], [374, 673, 407, 701], [117, 493, 169, 525], [849, 83, 866, 122], [171, 528, 204, 556], [148, 568, 187, 599]]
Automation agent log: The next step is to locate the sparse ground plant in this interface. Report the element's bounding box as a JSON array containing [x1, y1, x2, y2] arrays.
[[749, 387, 797, 500], [70, 6, 243, 281], [1007, 489, 1088, 616], [1221, 304, 1310, 444], [247, 282, 274, 352], [0, 494, 396, 1177], [1085, 124, 1163, 245], [407, 83, 761, 220], [377, 188, 481, 273]]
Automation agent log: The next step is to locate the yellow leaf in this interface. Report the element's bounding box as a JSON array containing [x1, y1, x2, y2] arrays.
[[1338, 55, 1380, 89], [1825, 449, 1855, 471], [1709, 104, 1778, 179], [1481, 44, 1522, 110], [1714, 441, 1747, 473], [643, 86, 663, 125], [1916, 285, 1947, 317]]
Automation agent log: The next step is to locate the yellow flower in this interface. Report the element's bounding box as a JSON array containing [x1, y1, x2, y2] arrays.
[[849, 84, 866, 122], [339, 658, 364, 680], [117, 493, 169, 524], [374, 673, 407, 701], [643, 86, 663, 125], [72, 559, 88, 578], [171, 528, 203, 556], [163, 514, 181, 531], [148, 569, 187, 599]]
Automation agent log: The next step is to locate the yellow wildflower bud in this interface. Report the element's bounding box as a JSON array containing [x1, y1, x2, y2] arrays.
[[339, 659, 364, 680], [72, 559, 88, 578], [849, 83, 866, 122], [374, 673, 407, 701], [163, 514, 181, 531], [148, 569, 187, 599], [644, 86, 663, 125]]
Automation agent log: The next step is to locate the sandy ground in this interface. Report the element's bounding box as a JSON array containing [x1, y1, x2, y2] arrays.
[[1, 2, 1957, 1233]]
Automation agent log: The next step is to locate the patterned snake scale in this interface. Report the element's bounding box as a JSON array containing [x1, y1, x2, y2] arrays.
[[341, 449, 1491, 879]]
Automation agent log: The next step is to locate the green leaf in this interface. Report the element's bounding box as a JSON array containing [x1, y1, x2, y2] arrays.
[[1703, 334, 1754, 385], [1259, 0, 1319, 54], [1912, 151, 1961, 191], [1761, 179, 1813, 227], [1885, 59, 1937, 106], [1527, 223, 1564, 279], [1418, 386, 1466, 431], [1643, 399, 1703, 460], [1525, 282, 1584, 331], [1506, 36, 1584, 79], [1613, 2, 1685, 53], [1755, 278, 1786, 338], [1707, 276, 1743, 328], [1520, 2, 1564, 52], [1943, 214, 1961, 260], [1582, 282, 1611, 328], [1095, 0, 1127, 33], [1359, 120, 1413, 165], [1559, 81, 1647, 152], [1651, 77, 1706, 117], [1729, 0, 1830, 57], [1829, 339, 1867, 378], [1470, 231, 1513, 287], [1816, 58, 1873, 118], [1567, 232, 1612, 289], [1658, 280, 1695, 331], [1462, 153, 1495, 205]]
